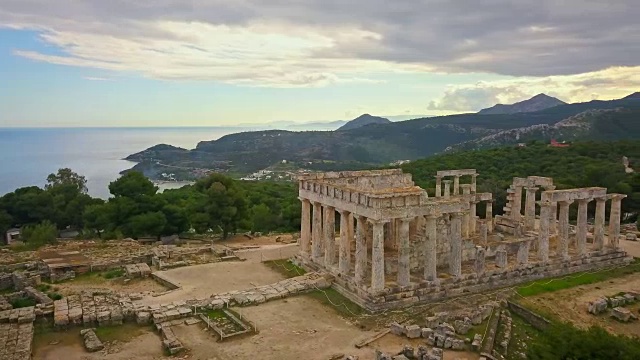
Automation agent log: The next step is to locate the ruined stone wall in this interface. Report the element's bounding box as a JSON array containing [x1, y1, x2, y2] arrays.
[[0, 273, 13, 291]]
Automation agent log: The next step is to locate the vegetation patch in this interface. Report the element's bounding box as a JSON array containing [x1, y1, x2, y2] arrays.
[[516, 259, 640, 297], [305, 287, 363, 319], [102, 268, 125, 279], [263, 260, 306, 278], [10, 297, 37, 308], [94, 324, 149, 343]]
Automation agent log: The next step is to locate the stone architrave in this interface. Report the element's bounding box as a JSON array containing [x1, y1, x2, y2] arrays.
[[558, 200, 572, 260], [323, 206, 336, 267], [424, 215, 438, 281], [576, 199, 590, 256], [608, 195, 625, 249], [397, 218, 411, 286], [538, 201, 551, 262], [474, 246, 486, 275], [524, 187, 538, 231], [370, 220, 387, 292], [312, 202, 323, 263], [516, 241, 530, 266], [354, 216, 367, 285], [300, 199, 311, 257], [339, 210, 351, 275], [449, 213, 463, 277], [443, 180, 452, 199], [594, 197, 606, 250]]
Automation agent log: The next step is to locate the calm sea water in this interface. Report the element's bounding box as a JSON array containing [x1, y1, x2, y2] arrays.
[[0, 127, 249, 199]]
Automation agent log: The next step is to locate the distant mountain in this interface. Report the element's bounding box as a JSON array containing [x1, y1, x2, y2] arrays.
[[478, 93, 567, 115], [125, 94, 640, 179], [624, 92, 640, 100], [337, 114, 391, 131]]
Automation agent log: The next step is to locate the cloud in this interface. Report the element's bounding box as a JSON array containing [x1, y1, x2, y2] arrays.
[[83, 76, 112, 81], [427, 66, 640, 112], [1, 1, 639, 86]]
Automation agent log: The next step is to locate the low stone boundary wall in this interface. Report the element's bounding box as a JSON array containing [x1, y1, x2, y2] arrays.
[[158, 323, 184, 354], [0, 321, 34, 359], [24, 286, 53, 305], [507, 301, 550, 330], [151, 273, 181, 290], [206, 309, 253, 341]]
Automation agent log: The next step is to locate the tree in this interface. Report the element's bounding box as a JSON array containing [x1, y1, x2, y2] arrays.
[[194, 174, 248, 238], [46, 168, 88, 193], [127, 211, 167, 239], [83, 203, 114, 238], [161, 204, 189, 236], [109, 171, 158, 199], [21, 221, 58, 247]]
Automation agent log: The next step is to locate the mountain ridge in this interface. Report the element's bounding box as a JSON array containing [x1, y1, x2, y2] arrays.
[[337, 114, 391, 131], [478, 93, 567, 115]]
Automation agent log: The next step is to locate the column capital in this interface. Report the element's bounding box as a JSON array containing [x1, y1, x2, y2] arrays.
[[536, 200, 554, 207], [524, 186, 539, 191], [442, 179, 452, 184], [608, 193, 628, 201], [594, 196, 607, 203], [558, 199, 573, 206], [337, 209, 351, 216], [576, 198, 592, 205], [424, 214, 441, 220], [435, 175, 442, 180], [544, 185, 556, 191], [298, 197, 311, 203], [367, 218, 390, 225]]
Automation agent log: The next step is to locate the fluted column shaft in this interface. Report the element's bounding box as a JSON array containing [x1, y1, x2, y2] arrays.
[[339, 210, 351, 274], [312, 202, 323, 263], [424, 215, 438, 281], [435, 176, 442, 198], [594, 198, 606, 250], [576, 199, 589, 256], [538, 201, 551, 262], [485, 201, 493, 233], [609, 196, 625, 249], [323, 206, 336, 266], [370, 220, 387, 292], [558, 201, 571, 260], [300, 199, 311, 257], [470, 201, 477, 235], [453, 175, 460, 195], [397, 218, 411, 286], [449, 213, 462, 277], [512, 186, 523, 220], [443, 180, 451, 199], [354, 216, 367, 285], [524, 187, 538, 230]]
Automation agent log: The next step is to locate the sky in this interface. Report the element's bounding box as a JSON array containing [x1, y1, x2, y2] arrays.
[[1, 1, 639, 127]]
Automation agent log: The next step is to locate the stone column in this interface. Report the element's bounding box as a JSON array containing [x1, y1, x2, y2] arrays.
[[424, 215, 438, 281], [323, 206, 336, 267], [312, 202, 323, 263], [470, 201, 477, 236], [475, 246, 485, 275], [516, 241, 530, 266], [453, 175, 461, 195], [443, 180, 451, 199], [576, 199, 589, 256], [370, 220, 387, 293], [524, 186, 538, 231], [339, 210, 351, 275], [538, 201, 551, 262], [462, 211, 470, 239], [348, 212, 355, 251], [397, 218, 411, 286], [300, 199, 311, 258], [608, 195, 625, 250], [485, 201, 493, 233], [449, 213, 463, 277], [435, 176, 442, 198], [471, 173, 478, 193], [495, 245, 507, 268], [354, 216, 367, 285], [549, 202, 558, 235], [558, 200, 571, 260], [512, 186, 523, 220], [479, 220, 488, 245], [594, 197, 606, 250]]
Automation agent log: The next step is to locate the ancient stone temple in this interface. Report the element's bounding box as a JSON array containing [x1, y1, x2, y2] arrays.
[[295, 169, 630, 312]]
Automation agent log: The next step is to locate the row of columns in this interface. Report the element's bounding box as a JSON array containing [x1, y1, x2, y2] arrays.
[[300, 198, 496, 293], [537, 195, 625, 261], [435, 174, 478, 198]]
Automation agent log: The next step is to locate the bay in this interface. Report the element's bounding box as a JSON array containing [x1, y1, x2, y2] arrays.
[[0, 127, 249, 199]]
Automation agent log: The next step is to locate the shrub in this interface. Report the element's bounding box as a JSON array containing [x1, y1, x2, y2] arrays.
[[10, 297, 36, 308], [103, 269, 124, 279], [21, 221, 58, 248], [47, 292, 63, 300]]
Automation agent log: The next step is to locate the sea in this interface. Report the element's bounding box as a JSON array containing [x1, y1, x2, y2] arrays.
[[0, 127, 252, 199]]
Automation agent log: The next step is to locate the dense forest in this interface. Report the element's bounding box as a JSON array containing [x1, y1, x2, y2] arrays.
[[4, 140, 640, 247]]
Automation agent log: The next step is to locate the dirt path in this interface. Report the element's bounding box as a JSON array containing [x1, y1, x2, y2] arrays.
[[140, 261, 286, 305], [521, 271, 640, 336]]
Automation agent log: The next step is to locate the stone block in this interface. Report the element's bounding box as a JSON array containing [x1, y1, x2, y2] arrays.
[[136, 311, 151, 325], [405, 324, 421, 339], [626, 233, 637, 241], [588, 298, 608, 315], [611, 307, 634, 322], [81, 328, 104, 352], [451, 339, 465, 350], [472, 333, 483, 350], [389, 322, 405, 336], [421, 327, 433, 339]]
